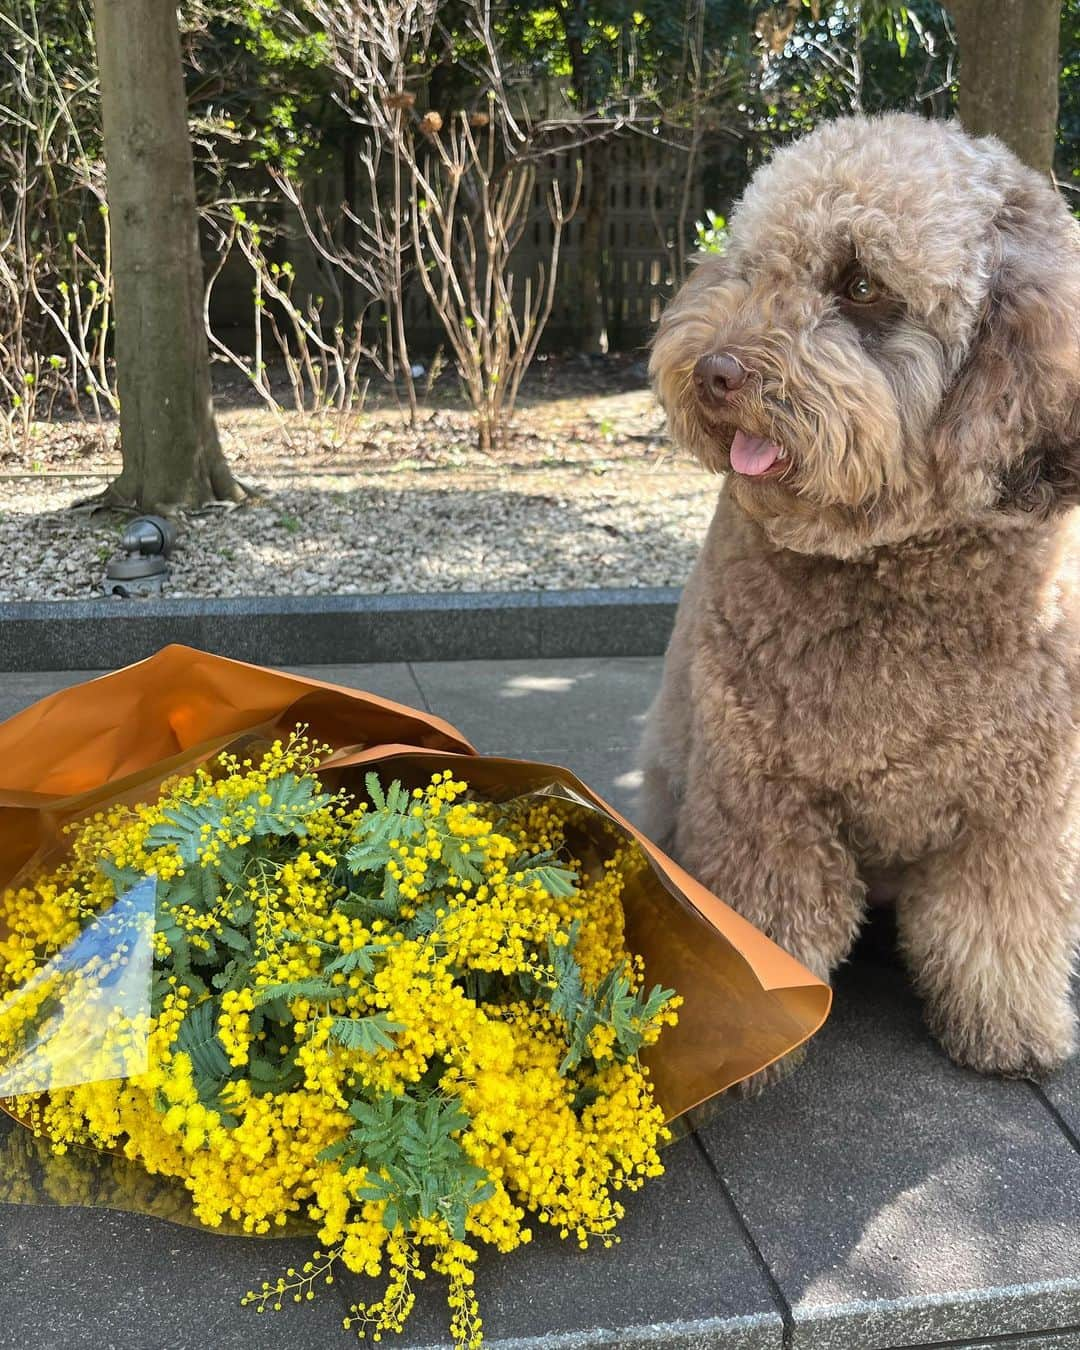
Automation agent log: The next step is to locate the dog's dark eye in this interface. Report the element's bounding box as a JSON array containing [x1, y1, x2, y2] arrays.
[[832, 263, 901, 347], [843, 268, 880, 304]]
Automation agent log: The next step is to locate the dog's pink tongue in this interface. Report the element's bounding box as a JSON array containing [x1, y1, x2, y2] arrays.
[[730, 429, 782, 476]]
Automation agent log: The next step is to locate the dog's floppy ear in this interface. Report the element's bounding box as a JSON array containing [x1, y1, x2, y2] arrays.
[[934, 177, 1080, 517]]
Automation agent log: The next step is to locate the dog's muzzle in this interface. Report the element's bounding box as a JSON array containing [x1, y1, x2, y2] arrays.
[[693, 353, 748, 405]]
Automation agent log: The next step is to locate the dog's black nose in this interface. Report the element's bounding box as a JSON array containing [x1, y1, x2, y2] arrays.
[[694, 352, 748, 403]]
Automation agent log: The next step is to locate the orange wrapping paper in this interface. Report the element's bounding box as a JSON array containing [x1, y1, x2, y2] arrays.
[[0, 645, 830, 1124]]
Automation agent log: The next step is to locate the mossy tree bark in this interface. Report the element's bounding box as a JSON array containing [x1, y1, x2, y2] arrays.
[[577, 144, 610, 355], [558, 0, 609, 353], [948, 0, 1060, 176], [91, 0, 244, 512]]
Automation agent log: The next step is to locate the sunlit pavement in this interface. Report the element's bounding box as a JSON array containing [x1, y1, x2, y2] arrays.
[[2, 658, 1080, 1349]]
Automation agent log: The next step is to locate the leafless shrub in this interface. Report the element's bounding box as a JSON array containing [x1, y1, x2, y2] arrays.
[[291, 0, 580, 451], [0, 0, 116, 456], [204, 209, 370, 450], [406, 97, 580, 451], [284, 0, 442, 426]]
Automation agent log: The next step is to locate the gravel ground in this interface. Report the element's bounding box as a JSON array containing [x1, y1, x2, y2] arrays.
[[0, 464, 718, 601], [0, 373, 722, 601]]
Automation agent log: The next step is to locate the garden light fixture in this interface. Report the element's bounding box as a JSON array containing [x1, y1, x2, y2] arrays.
[[102, 515, 177, 598]]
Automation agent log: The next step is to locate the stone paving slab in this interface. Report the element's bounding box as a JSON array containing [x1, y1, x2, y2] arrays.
[[2, 658, 1080, 1350], [288, 661, 430, 714], [0, 668, 105, 724], [1028, 1024, 1080, 1160], [960, 1336, 1080, 1349], [0, 1128, 782, 1350], [698, 956, 1080, 1350], [334, 1136, 784, 1350], [406, 657, 654, 819], [411, 657, 655, 758], [0, 658, 657, 820], [0, 1196, 351, 1350]]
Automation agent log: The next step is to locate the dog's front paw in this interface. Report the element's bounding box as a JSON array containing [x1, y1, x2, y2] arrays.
[[930, 997, 1078, 1078]]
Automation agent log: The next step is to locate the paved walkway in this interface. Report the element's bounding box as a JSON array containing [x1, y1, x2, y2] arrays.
[[2, 658, 1080, 1350]]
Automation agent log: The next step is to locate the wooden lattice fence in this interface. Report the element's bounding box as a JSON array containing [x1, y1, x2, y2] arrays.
[[206, 134, 702, 357], [401, 135, 702, 353]]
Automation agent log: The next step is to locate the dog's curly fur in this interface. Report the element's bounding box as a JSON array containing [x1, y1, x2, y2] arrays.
[[642, 113, 1080, 1078]]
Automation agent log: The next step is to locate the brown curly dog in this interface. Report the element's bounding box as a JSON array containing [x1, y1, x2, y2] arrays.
[[641, 113, 1080, 1077]]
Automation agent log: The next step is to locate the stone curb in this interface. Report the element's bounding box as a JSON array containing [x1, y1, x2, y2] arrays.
[[0, 588, 680, 672]]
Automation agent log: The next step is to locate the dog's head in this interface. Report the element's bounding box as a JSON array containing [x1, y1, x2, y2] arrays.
[[651, 114, 1080, 558]]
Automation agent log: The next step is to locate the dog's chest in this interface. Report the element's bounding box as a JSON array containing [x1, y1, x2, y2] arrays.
[[704, 556, 1035, 823]]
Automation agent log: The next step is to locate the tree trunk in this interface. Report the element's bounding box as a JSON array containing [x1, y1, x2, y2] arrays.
[[578, 143, 610, 354], [948, 0, 1060, 176], [92, 0, 243, 511], [558, 0, 609, 353]]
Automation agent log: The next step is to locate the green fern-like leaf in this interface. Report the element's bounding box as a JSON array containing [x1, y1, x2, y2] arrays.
[[403, 902, 441, 940], [175, 998, 234, 1103], [323, 945, 380, 977], [211, 959, 245, 993], [166, 863, 223, 915], [342, 1093, 491, 1239], [438, 837, 485, 885], [155, 911, 192, 982], [364, 772, 387, 810], [247, 1050, 303, 1095], [145, 772, 330, 866], [328, 1014, 405, 1054], [253, 978, 340, 1005], [525, 863, 578, 898], [244, 772, 333, 837], [145, 797, 225, 866], [335, 889, 402, 923], [534, 921, 677, 1075], [513, 851, 578, 898], [346, 778, 424, 885], [97, 856, 144, 897], [217, 925, 250, 955]]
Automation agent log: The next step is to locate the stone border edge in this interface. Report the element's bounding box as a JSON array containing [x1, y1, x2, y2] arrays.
[[0, 588, 680, 672]]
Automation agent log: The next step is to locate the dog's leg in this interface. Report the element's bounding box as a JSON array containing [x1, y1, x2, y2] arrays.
[[636, 581, 699, 850], [637, 698, 685, 850], [897, 826, 1078, 1077], [674, 751, 865, 983], [674, 757, 864, 1098]]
